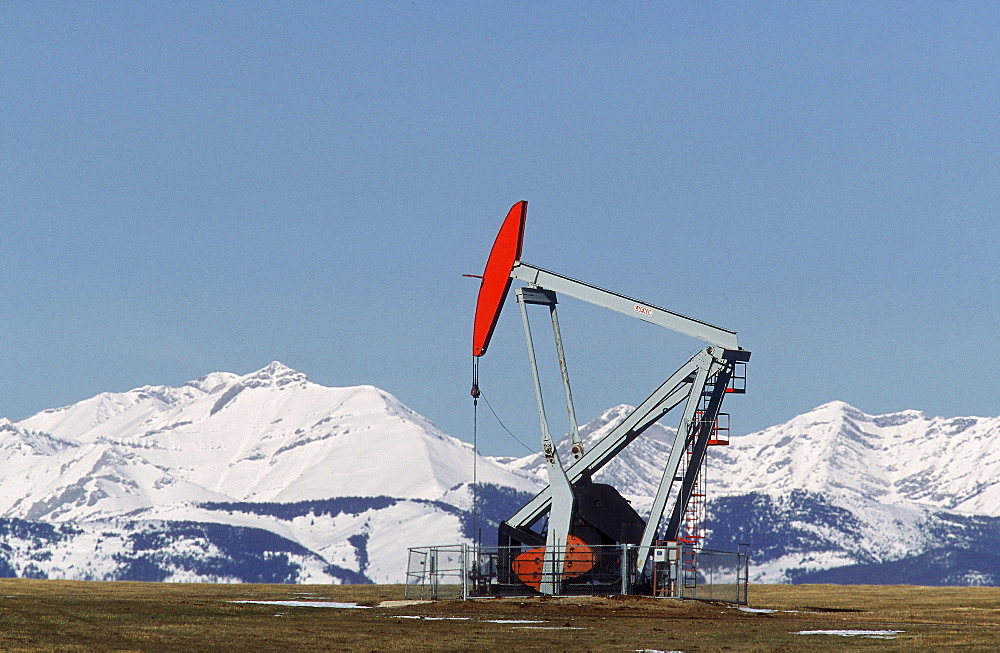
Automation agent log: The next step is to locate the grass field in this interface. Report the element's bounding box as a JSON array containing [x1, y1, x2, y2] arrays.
[[0, 579, 998, 651]]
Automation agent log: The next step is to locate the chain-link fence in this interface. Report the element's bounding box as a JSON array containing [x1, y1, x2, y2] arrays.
[[681, 546, 749, 603], [652, 543, 750, 603], [405, 542, 748, 603], [405, 545, 468, 600]]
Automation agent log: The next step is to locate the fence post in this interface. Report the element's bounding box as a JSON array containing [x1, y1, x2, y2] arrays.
[[429, 547, 438, 600], [620, 545, 629, 595], [461, 543, 469, 601], [668, 542, 680, 598]]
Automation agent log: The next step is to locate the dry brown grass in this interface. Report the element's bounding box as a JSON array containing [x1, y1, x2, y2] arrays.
[[0, 579, 997, 651]]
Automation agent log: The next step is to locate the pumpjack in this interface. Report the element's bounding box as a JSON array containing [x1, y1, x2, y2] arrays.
[[472, 201, 749, 595]]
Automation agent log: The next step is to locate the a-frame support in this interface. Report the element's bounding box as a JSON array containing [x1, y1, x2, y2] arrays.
[[515, 286, 577, 595]]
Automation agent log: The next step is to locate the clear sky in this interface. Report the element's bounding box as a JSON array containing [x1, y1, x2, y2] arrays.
[[3, 2, 998, 456]]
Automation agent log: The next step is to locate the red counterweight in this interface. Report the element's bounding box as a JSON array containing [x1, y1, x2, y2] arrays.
[[472, 200, 527, 357]]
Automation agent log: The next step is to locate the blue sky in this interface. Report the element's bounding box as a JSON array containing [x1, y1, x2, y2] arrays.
[[3, 2, 998, 456]]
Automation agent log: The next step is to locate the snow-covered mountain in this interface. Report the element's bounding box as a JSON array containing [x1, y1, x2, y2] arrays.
[[710, 400, 1000, 516], [0, 363, 539, 583], [702, 401, 1000, 585], [2, 364, 999, 586], [504, 401, 1000, 585], [10, 361, 537, 517]]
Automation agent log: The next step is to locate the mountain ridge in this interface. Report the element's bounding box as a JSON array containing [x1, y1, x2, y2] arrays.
[[5, 362, 539, 524], [2, 363, 999, 585], [709, 399, 1000, 516]]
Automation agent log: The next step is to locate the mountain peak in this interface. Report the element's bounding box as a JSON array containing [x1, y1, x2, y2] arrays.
[[809, 400, 926, 423], [241, 362, 308, 388], [809, 400, 867, 420], [256, 361, 300, 376], [587, 404, 635, 429]]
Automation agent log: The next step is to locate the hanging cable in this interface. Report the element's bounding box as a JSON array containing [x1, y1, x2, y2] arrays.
[[471, 356, 480, 550], [479, 391, 537, 455]]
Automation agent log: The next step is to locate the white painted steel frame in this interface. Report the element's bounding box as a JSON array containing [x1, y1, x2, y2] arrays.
[[505, 259, 745, 584]]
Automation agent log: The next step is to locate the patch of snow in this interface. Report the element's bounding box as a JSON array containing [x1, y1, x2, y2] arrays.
[[228, 600, 371, 609], [795, 629, 903, 639], [378, 600, 432, 608]]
